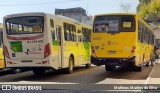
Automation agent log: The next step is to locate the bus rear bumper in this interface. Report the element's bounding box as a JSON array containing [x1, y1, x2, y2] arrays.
[[91, 56, 135, 66]]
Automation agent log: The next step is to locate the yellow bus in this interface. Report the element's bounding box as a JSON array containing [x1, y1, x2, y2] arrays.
[[3, 12, 91, 75], [0, 24, 4, 70], [91, 13, 155, 71]]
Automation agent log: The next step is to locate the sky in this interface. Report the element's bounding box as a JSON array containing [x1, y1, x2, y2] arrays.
[[0, 0, 139, 23]]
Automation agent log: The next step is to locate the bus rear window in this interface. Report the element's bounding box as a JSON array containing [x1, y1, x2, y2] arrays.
[[93, 15, 135, 33], [5, 16, 44, 35]]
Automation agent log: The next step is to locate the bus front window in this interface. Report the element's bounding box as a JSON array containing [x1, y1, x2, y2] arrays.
[[5, 16, 44, 35]]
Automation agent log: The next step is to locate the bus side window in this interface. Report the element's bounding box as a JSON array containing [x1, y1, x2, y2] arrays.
[[50, 19, 55, 40], [82, 27, 84, 42], [82, 27, 87, 42], [142, 25, 145, 43], [0, 32, 2, 47], [89, 29, 91, 42], [67, 24, 70, 41], [58, 26, 61, 45], [63, 23, 67, 41], [138, 21, 141, 42], [70, 24, 74, 41], [77, 30, 81, 42], [73, 25, 76, 42]]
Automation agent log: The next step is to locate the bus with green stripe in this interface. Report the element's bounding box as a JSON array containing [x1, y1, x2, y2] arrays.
[[3, 12, 92, 75]]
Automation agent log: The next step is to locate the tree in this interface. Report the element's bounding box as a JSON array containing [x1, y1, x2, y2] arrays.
[[120, 3, 131, 12], [137, 0, 160, 26]]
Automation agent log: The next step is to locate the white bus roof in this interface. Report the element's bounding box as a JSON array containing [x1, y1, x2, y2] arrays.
[[4, 12, 78, 22], [4, 12, 92, 25], [4, 12, 46, 18], [55, 15, 80, 24]]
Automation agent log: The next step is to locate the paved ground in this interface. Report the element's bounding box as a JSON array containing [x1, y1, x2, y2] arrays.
[[0, 65, 153, 84], [0, 65, 154, 93], [145, 63, 160, 84]]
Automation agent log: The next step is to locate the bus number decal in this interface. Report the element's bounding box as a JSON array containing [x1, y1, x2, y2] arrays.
[[93, 37, 101, 40], [27, 40, 43, 43]]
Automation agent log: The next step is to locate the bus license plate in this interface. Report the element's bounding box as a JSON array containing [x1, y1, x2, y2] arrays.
[[108, 51, 116, 54]]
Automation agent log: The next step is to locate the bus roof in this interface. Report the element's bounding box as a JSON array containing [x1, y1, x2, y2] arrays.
[[55, 15, 80, 24], [94, 13, 137, 17], [4, 12, 91, 26], [4, 12, 46, 18]]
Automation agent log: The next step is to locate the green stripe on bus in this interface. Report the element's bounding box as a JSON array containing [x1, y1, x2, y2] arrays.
[[10, 41, 23, 52], [83, 42, 90, 61], [52, 40, 59, 46]]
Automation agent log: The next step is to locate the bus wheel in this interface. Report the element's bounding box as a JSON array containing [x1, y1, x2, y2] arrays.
[[136, 64, 143, 72], [85, 63, 91, 68], [32, 68, 45, 75], [146, 62, 149, 67], [10, 69, 21, 74], [105, 65, 115, 71], [65, 57, 74, 74]]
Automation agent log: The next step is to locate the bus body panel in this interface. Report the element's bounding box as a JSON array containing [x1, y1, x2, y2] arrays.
[[0, 48, 4, 69], [3, 12, 91, 71], [91, 13, 155, 68], [92, 33, 136, 58], [3, 13, 58, 69]]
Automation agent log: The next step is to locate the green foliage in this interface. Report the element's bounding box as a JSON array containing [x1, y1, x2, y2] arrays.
[[137, 0, 160, 26]]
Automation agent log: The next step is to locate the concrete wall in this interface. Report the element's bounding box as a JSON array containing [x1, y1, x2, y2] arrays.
[[55, 7, 93, 25]]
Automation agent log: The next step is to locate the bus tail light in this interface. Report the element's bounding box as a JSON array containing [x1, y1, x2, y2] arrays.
[[91, 46, 95, 53], [4, 45, 10, 58], [131, 46, 136, 53], [42, 61, 48, 64], [7, 61, 13, 64], [44, 43, 51, 58], [131, 50, 135, 53]]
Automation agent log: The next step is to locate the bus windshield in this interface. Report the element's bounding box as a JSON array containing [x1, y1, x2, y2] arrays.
[[93, 15, 135, 33], [5, 16, 44, 35]]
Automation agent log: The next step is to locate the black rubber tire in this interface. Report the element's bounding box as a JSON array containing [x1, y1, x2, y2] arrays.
[[32, 68, 45, 75], [85, 63, 91, 68], [105, 65, 115, 71], [136, 63, 143, 72], [146, 62, 149, 67], [65, 57, 74, 74], [10, 69, 21, 74]]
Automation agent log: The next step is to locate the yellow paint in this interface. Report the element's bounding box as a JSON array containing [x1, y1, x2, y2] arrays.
[[0, 48, 4, 69], [92, 13, 154, 67], [50, 16, 91, 68]]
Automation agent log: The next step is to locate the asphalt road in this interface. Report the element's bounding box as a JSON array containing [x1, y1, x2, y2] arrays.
[[0, 65, 153, 84]]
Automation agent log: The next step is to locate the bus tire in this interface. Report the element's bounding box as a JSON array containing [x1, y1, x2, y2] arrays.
[[136, 64, 143, 72], [10, 68, 21, 74], [32, 68, 45, 75], [105, 65, 115, 71], [65, 57, 74, 74], [146, 62, 149, 67], [136, 56, 144, 71], [85, 63, 91, 68]]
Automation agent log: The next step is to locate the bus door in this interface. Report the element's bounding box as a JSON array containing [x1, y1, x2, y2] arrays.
[[77, 29, 84, 65], [56, 26, 63, 68]]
